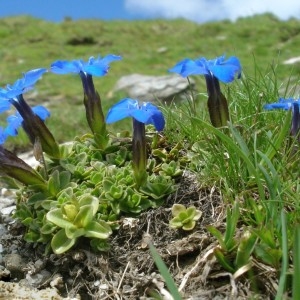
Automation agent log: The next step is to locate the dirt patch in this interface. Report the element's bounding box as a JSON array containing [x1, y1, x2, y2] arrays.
[[0, 171, 276, 299]]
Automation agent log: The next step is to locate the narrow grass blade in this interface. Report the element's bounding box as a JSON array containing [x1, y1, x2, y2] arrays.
[[275, 210, 288, 300], [261, 111, 291, 164], [149, 243, 182, 300], [191, 117, 265, 199], [293, 225, 300, 300]]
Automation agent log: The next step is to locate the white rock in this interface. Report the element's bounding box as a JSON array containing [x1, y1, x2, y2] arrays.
[[283, 56, 300, 64], [112, 73, 195, 103]]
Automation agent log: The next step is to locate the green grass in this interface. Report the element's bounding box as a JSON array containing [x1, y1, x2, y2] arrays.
[[1, 13, 300, 297], [163, 60, 300, 296], [1, 13, 300, 148]]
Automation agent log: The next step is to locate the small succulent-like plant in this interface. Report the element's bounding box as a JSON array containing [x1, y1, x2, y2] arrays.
[[169, 204, 202, 231], [45, 194, 112, 254]]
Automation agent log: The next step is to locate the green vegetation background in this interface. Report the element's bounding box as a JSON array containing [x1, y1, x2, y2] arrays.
[[0, 13, 300, 148]]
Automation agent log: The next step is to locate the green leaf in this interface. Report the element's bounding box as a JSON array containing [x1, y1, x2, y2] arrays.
[[261, 112, 291, 164], [214, 247, 235, 273], [85, 220, 112, 239], [110, 185, 124, 199], [207, 225, 227, 250], [90, 172, 104, 185], [171, 204, 186, 217], [178, 211, 189, 223], [254, 243, 282, 268], [48, 170, 61, 196], [182, 221, 196, 231], [57, 187, 74, 203], [90, 238, 110, 252], [252, 228, 277, 249], [276, 210, 289, 300], [59, 171, 72, 190], [24, 231, 40, 242], [193, 209, 202, 221], [40, 222, 57, 235], [169, 217, 183, 229], [293, 225, 300, 300], [235, 230, 257, 268], [152, 149, 168, 160], [62, 203, 78, 221], [149, 243, 182, 300], [51, 229, 76, 254], [65, 224, 85, 239], [103, 178, 115, 192], [47, 209, 73, 228], [224, 202, 239, 251], [73, 205, 94, 228], [78, 195, 99, 215]]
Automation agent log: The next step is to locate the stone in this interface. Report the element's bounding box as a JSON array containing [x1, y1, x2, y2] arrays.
[[112, 73, 195, 103], [4, 253, 26, 279], [283, 56, 300, 64], [0, 280, 77, 299], [25, 269, 52, 287]]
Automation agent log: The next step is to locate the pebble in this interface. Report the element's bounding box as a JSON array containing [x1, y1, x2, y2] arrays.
[[4, 253, 26, 279], [25, 269, 52, 287]]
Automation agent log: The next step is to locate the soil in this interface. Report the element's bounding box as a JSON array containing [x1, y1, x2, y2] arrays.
[[0, 158, 277, 299]]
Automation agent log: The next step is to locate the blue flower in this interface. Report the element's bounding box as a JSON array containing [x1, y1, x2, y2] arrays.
[[169, 55, 242, 127], [169, 55, 241, 83], [0, 127, 8, 145], [106, 98, 165, 131], [50, 54, 122, 76], [0, 68, 47, 109], [50, 54, 122, 147], [264, 98, 300, 137], [4, 106, 50, 137], [0, 68, 49, 137], [264, 98, 299, 111], [0, 69, 60, 158]]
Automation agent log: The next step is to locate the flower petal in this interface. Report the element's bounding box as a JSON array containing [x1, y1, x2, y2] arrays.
[[209, 64, 238, 83], [264, 98, 296, 110], [169, 58, 205, 77], [98, 54, 122, 65], [106, 98, 138, 123], [169, 55, 241, 82], [0, 127, 8, 144], [0, 100, 12, 113], [82, 64, 108, 76], [137, 102, 165, 131], [51, 55, 121, 77], [50, 60, 81, 74], [21, 68, 47, 88], [106, 99, 165, 131], [5, 114, 23, 136], [32, 105, 51, 121]]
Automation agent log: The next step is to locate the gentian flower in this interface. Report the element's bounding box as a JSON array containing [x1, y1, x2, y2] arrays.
[[50, 55, 122, 148], [0, 127, 8, 145], [0, 68, 47, 112], [106, 98, 165, 131], [0, 69, 60, 158], [106, 98, 165, 187], [169, 55, 241, 127], [264, 98, 300, 138], [5, 106, 50, 137]]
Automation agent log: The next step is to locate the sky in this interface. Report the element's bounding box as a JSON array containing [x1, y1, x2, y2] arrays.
[[0, 0, 300, 23]]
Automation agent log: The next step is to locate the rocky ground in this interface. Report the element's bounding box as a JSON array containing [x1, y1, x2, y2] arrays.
[[0, 153, 277, 300]]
